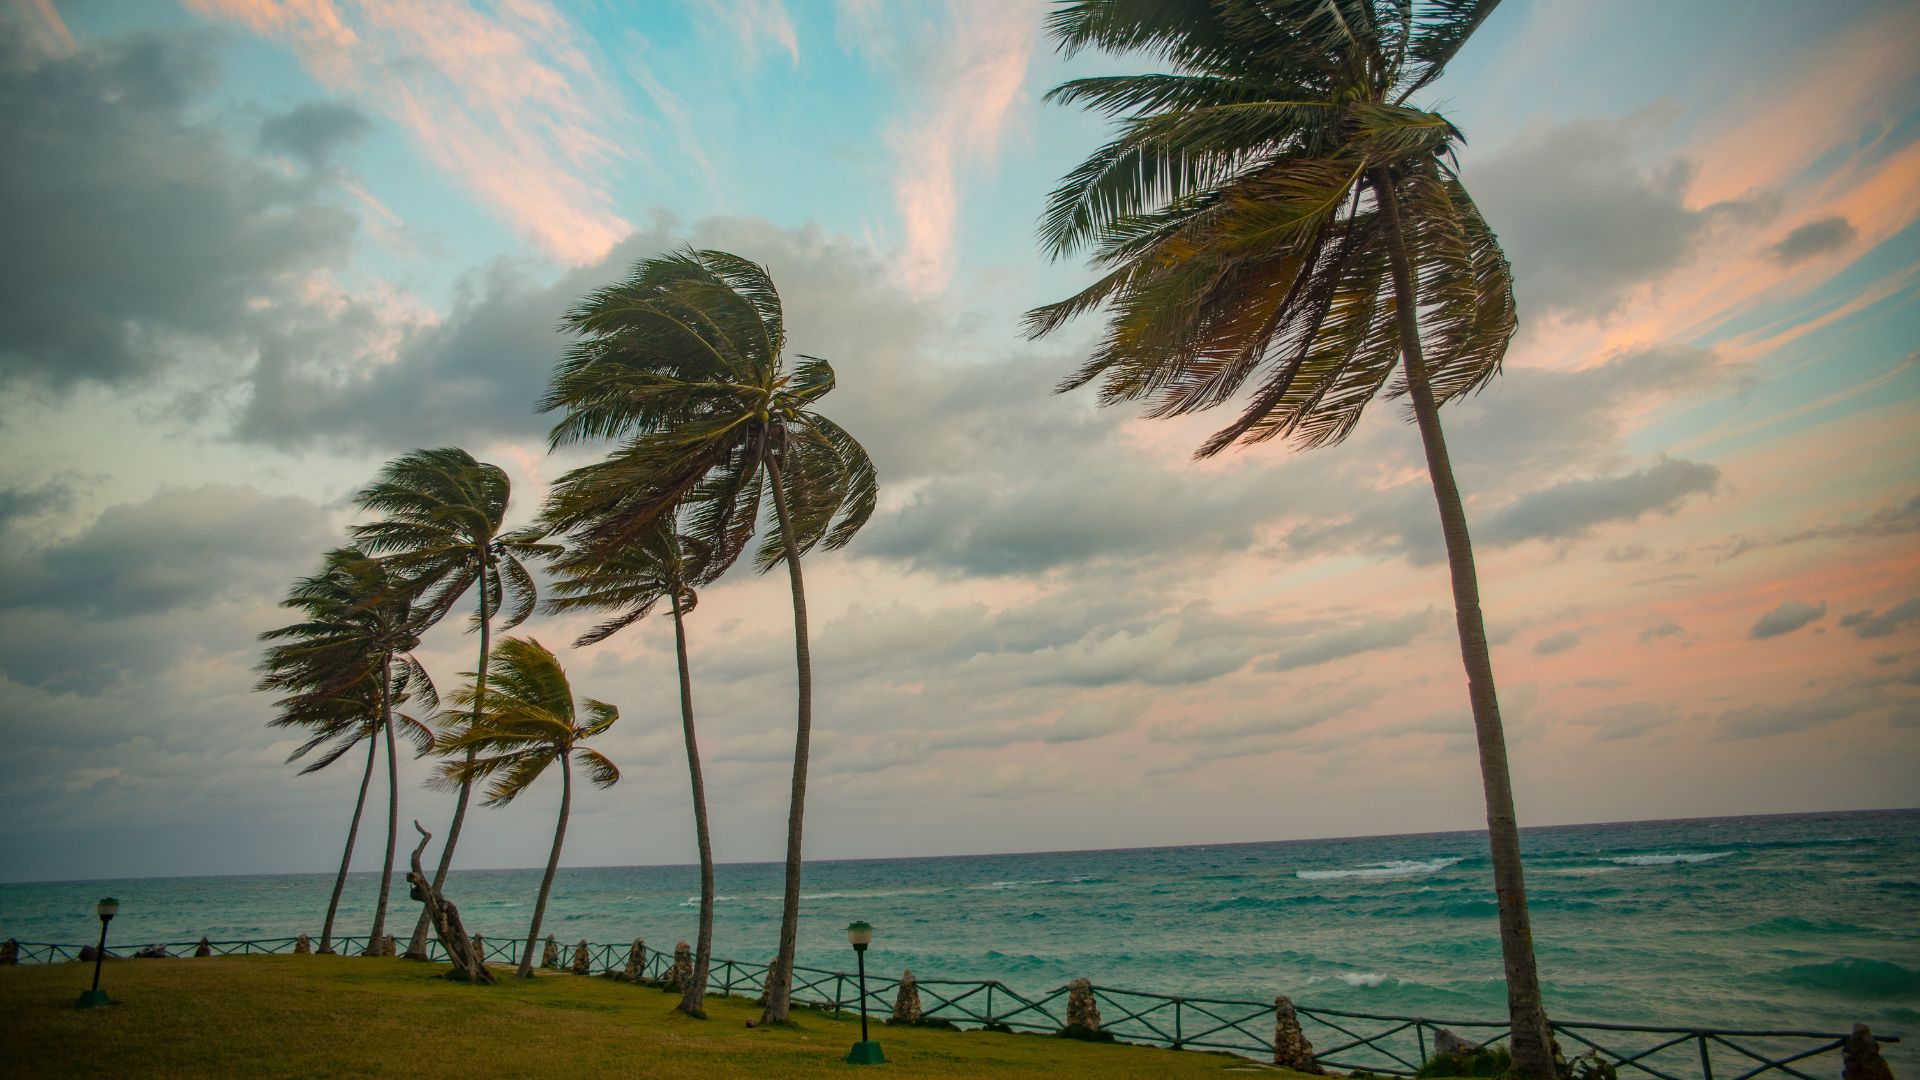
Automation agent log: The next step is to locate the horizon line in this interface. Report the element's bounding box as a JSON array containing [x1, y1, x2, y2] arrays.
[[4, 804, 1912, 888]]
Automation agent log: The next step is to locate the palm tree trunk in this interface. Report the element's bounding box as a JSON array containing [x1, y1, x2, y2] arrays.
[[319, 735, 378, 954], [671, 589, 715, 1018], [1374, 169, 1555, 1080], [517, 753, 572, 980], [408, 562, 492, 960], [367, 651, 400, 954], [759, 452, 813, 1026]]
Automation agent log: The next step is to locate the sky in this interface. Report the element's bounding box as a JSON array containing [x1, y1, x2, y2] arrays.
[[0, 0, 1916, 885]]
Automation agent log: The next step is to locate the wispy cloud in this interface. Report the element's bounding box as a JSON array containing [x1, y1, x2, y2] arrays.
[[187, 0, 632, 265], [881, 0, 1041, 295], [688, 0, 799, 67], [7, 0, 76, 56]]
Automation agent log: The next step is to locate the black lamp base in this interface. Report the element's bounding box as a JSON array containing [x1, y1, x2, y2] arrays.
[[74, 989, 111, 1009], [847, 1040, 886, 1065]]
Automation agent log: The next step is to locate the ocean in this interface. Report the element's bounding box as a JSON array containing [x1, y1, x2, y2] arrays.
[[4, 809, 1915, 1069]]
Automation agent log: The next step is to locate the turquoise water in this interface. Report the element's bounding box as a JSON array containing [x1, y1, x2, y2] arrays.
[[4, 810, 1915, 1068]]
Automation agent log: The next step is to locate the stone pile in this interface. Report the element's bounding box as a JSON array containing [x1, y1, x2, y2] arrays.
[[891, 969, 923, 1025], [623, 939, 645, 982], [571, 940, 591, 975], [1061, 977, 1104, 1039], [665, 941, 693, 991], [542, 935, 561, 970], [1272, 995, 1323, 1073]]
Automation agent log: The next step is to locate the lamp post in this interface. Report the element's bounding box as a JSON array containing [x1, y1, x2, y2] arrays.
[[75, 897, 118, 1009], [845, 921, 885, 1065]]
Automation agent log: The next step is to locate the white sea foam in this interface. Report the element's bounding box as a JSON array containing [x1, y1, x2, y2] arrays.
[[1298, 857, 1464, 880], [1339, 972, 1389, 987], [678, 896, 738, 907], [1611, 851, 1733, 866], [972, 880, 1059, 889]]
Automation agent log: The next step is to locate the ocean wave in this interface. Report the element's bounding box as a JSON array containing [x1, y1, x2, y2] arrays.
[[1744, 916, 1866, 936], [1339, 972, 1390, 987], [1298, 857, 1464, 880], [1199, 894, 1334, 913], [1610, 852, 1733, 866], [1770, 958, 1920, 998], [970, 880, 1058, 890], [677, 896, 738, 908]]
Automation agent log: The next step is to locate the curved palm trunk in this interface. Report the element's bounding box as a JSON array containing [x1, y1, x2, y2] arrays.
[[516, 753, 572, 980], [759, 453, 813, 1026], [671, 590, 715, 1017], [366, 652, 400, 954], [408, 561, 493, 960], [1375, 170, 1554, 1080], [319, 735, 379, 954]]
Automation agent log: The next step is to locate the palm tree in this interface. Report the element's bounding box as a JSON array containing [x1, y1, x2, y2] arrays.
[[350, 447, 557, 960], [435, 637, 620, 980], [259, 549, 435, 954], [1029, 2, 1551, 1074], [539, 248, 877, 1023], [546, 518, 723, 1015]]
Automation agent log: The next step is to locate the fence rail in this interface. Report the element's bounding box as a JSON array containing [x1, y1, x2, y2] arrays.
[[5, 935, 1897, 1078]]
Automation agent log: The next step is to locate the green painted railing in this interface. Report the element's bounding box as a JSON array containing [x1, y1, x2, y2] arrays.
[[4, 935, 1897, 1079]]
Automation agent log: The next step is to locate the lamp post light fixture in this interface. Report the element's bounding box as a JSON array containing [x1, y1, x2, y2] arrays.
[[75, 897, 119, 1009], [845, 921, 885, 1065]]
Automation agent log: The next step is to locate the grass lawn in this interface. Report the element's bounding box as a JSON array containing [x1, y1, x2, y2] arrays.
[[0, 955, 1297, 1077]]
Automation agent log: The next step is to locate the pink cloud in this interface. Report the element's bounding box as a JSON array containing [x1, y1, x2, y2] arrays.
[[187, 0, 631, 265], [886, 0, 1042, 295]]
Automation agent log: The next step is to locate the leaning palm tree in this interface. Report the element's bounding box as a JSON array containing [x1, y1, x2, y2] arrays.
[[539, 248, 877, 1023], [1029, 2, 1551, 1074], [435, 637, 620, 980], [259, 549, 435, 953], [351, 447, 557, 960], [546, 518, 723, 1015]]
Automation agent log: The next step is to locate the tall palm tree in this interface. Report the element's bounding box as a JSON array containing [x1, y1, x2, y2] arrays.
[[259, 549, 435, 954], [350, 447, 557, 960], [1029, 2, 1551, 1074], [539, 248, 877, 1024], [546, 518, 723, 1015], [435, 637, 620, 981]]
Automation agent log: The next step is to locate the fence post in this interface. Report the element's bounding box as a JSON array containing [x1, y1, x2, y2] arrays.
[[1174, 998, 1184, 1050], [1418, 1020, 1428, 1065]]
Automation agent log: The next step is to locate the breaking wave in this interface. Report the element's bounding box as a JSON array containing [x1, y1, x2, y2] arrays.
[[1611, 852, 1733, 866], [1298, 857, 1465, 880]]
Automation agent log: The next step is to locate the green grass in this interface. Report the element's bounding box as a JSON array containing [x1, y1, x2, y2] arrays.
[[0, 955, 1297, 1077]]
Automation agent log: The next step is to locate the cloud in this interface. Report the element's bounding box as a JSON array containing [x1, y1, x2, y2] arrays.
[[1722, 495, 1920, 562], [1480, 458, 1722, 549], [1838, 597, 1920, 639], [1767, 216, 1857, 265], [1636, 621, 1688, 645], [1532, 630, 1581, 656], [872, 0, 1039, 294], [1717, 679, 1900, 739], [0, 30, 358, 391], [1467, 115, 1771, 318], [1748, 599, 1827, 640], [0, 481, 72, 533], [1256, 610, 1437, 673], [1572, 702, 1679, 741], [258, 101, 372, 171], [689, 0, 799, 66], [0, 485, 333, 619], [189, 0, 632, 264]]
